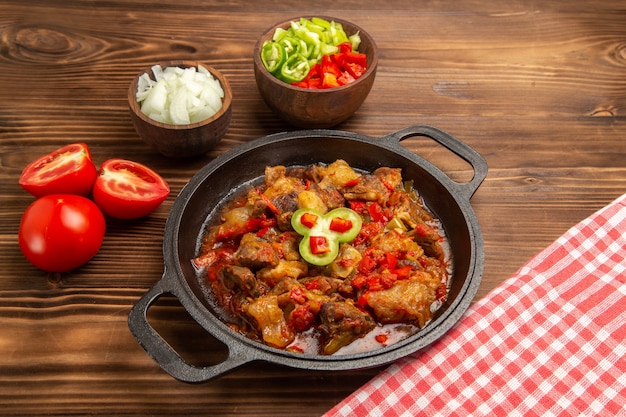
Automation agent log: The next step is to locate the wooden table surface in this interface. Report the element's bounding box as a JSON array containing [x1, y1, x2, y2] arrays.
[[1, 1, 625, 415]]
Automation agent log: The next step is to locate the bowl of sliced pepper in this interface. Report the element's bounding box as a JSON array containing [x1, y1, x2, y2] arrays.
[[253, 16, 378, 128]]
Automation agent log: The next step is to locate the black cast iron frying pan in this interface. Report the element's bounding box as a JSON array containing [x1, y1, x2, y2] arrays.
[[128, 124, 488, 382]]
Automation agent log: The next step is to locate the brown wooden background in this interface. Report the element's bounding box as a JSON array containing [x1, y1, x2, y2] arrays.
[[1, 1, 625, 415]]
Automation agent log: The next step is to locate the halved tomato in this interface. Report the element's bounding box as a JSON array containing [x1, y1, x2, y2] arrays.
[[19, 143, 98, 197], [93, 159, 170, 219]]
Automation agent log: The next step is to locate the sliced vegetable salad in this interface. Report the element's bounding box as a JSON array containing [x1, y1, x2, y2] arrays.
[[260, 17, 367, 89]]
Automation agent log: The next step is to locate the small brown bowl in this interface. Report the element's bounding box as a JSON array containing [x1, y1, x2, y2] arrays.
[[253, 17, 378, 128], [128, 61, 232, 158]]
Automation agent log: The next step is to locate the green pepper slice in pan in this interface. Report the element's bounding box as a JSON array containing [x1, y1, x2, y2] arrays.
[[291, 207, 362, 266]]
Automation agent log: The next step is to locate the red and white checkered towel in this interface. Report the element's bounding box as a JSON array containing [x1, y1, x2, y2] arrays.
[[325, 194, 626, 417]]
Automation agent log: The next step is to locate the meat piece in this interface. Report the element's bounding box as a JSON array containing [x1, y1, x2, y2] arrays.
[[328, 244, 362, 278], [273, 192, 299, 213], [309, 182, 345, 210], [208, 205, 253, 243], [273, 231, 301, 261], [342, 174, 392, 204], [372, 166, 402, 190], [391, 193, 445, 259], [411, 228, 446, 261], [234, 233, 279, 270], [393, 191, 434, 224], [246, 294, 294, 349], [264, 175, 305, 200], [299, 276, 344, 296], [370, 229, 424, 258], [264, 165, 286, 185], [257, 260, 308, 287], [218, 265, 268, 298], [318, 301, 376, 354], [362, 271, 441, 327], [303, 162, 348, 209], [268, 192, 298, 230]]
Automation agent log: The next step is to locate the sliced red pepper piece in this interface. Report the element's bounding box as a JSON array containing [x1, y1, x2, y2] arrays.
[[344, 52, 367, 67], [337, 71, 356, 86], [322, 73, 340, 88], [349, 200, 367, 213], [368, 202, 388, 223], [385, 252, 398, 270], [257, 188, 280, 215], [338, 42, 353, 54], [300, 212, 319, 228], [393, 265, 413, 279], [329, 217, 353, 233], [321, 55, 341, 77], [309, 236, 331, 254], [344, 62, 366, 79]]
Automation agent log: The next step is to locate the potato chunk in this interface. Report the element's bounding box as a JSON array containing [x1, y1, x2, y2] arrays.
[[246, 294, 294, 348]]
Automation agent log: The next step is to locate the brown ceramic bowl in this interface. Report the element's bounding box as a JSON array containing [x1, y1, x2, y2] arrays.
[[128, 61, 232, 158], [253, 17, 378, 128]]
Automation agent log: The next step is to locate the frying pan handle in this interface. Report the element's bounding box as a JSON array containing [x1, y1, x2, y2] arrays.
[[386, 125, 488, 200], [128, 272, 250, 383]]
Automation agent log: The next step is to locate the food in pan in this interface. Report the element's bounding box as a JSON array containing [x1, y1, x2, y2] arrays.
[[193, 159, 450, 355]]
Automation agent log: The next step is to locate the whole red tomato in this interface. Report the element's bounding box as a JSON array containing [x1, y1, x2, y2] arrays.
[[93, 159, 170, 219], [18, 194, 106, 272], [19, 143, 98, 197]]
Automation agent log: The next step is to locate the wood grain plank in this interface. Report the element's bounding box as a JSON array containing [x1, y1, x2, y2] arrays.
[[1, 1, 625, 415]]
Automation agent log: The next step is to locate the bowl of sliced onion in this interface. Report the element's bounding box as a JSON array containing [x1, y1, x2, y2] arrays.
[[128, 61, 232, 158]]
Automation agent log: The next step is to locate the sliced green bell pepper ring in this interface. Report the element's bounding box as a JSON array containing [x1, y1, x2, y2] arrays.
[[261, 41, 286, 74], [278, 35, 300, 56], [278, 53, 311, 83], [310, 17, 331, 29], [291, 207, 362, 266]]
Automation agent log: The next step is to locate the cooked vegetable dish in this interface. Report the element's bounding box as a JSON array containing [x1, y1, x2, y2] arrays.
[[193, 160, 450, 355]]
